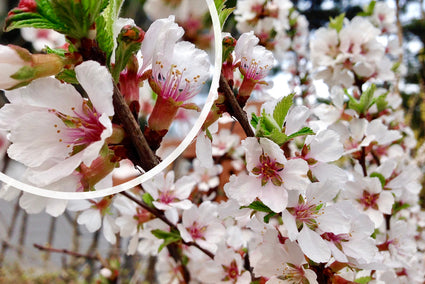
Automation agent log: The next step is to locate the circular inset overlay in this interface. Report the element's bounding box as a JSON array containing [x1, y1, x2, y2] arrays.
[[0, 0, 222, 200]]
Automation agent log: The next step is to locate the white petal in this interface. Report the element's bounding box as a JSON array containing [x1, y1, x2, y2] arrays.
[[282, 159, 309, 191], [241, 137, 262, 172], [5, 77, 83, 116], [281, 210, 299, 241], [78, 209, 101, 232], [285, 106, 310, 135], [259, 185, 288, 213], [298, 225, 331, 263], [196, 131, 213, 168], [75, 61, 114, 116], [6, 111, 71, 167], [377, 191, 394, 214], [103, 215, 118, 244]]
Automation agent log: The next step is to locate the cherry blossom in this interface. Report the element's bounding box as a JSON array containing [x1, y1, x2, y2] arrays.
[[225, 137, 309, 213], [0, 61, 114, 186]]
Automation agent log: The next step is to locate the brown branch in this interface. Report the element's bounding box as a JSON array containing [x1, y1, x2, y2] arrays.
[[33, 243, 100, 261], [359, 147, 368, 177], [112, 84, 159, 171], [219, 74, 255, 137]]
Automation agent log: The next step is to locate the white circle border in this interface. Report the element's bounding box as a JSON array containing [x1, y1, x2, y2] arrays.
[[0, 0, 222, 200]]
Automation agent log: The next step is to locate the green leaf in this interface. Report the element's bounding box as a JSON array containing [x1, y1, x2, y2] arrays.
[[287, 127, 315, 139], [358, 1, 376, 16], [329, 13, 345, 33], [55, 69, 78, 84], [358, 84, 376, 113], [375, 92, 389, 113], [142, 192, 155, 207], [251, 113, 259, 129], [370, 172, 386, 188], [241, 201, 274, 213], [346, 84, 376, 114], [273, 93, 294, 129], [215, 0, 234, 29], [267, 128, 289, 145], [96, 0, 124, 65], [355, 276, 373, 284], [151, 229, 182, 252]]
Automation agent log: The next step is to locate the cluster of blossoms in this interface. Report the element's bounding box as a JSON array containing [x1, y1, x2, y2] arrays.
[[0, 0, 425, 283]]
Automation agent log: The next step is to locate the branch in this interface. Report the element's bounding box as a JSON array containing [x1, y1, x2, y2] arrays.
[[219, 74, 255, 137], [33, 243, 100, 261], [112, 84, 159, 171]]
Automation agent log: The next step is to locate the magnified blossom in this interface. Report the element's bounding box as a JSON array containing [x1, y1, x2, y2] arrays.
[[0, 60, 114, 186]]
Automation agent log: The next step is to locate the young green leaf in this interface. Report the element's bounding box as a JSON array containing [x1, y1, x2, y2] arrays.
[[151, 229, 182, 252], [329, 13, 345, 33], [273, 93, 294, 129], [287, 127, 315, 140], [142, 192, 155, 207], [215, 0, 235, 29], [241, 200, 274, 213]]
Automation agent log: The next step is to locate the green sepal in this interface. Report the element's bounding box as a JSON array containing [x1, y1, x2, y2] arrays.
[[329, 13, 345, 33], [142, 192, 155, 208], [10, 66, 36, 81], [151, 229, 182, 252], [273, 93, 294, 129], [56, 69, 78, 84]]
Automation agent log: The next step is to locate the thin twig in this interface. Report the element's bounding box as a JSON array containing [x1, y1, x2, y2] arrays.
[[33, 243, 99, 260], [359, 147, 368, 177], [219, 74, 255, 137]]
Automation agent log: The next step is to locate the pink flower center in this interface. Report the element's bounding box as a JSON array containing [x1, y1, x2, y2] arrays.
[[153, 62, 203, 102], [290, 202, 320, 230], [251, 154, 284, 186], [222, 260, 239, 281], [278, 265, 306, 282], [158, 190, 176, 204], [321, 232, 350, 247], [240, 56, 270, 81], [359, 190, 380, 210], [52, 101, 106, 153], [188, 222, 206, 240]]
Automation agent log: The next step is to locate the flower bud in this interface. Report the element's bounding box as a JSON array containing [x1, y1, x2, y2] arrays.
[[0, 44, 65, 90]]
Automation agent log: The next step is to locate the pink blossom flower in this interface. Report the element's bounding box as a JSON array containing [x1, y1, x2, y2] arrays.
[[0, 61, 114, 186], [177, 201, 225, 253], [224, 137, 309, 213]]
